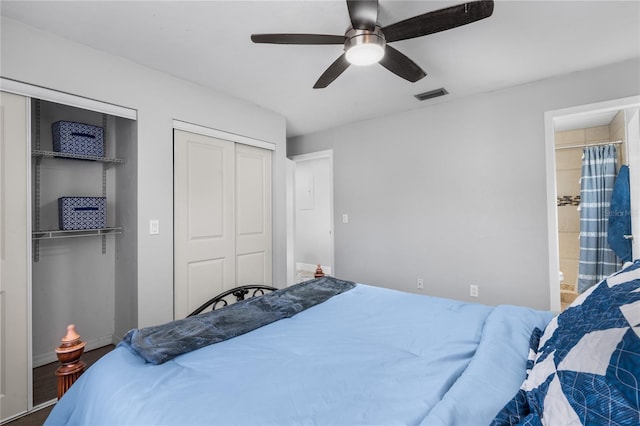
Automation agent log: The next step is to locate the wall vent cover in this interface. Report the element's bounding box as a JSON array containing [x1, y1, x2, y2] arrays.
[[414, 88, 448, 101]]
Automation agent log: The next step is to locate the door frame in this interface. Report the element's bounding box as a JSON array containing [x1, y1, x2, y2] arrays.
[[544, 95, 640, 312], [287, 150, 335, 284], [172, 120, 275, 151]]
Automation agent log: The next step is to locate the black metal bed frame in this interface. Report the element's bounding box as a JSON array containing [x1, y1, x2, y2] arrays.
[[187, 285, 278, 317]]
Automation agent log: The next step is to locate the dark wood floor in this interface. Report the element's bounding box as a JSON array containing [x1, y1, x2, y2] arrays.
[[6, 345, 114, 426], [4, 405, 52, 426]]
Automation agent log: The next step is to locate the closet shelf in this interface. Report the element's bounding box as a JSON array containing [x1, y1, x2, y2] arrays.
[[32, 149, 126, 165], [32, 227, 122, 240]]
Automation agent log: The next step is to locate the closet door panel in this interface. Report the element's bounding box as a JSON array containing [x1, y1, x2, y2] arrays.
[[237, 252, 267, 285], [174, 130, 235, 319], [0, 91, 30, 422], [187, 143, 225, 239], [235, 144, 272, 285], [187, 259, 224, 313]]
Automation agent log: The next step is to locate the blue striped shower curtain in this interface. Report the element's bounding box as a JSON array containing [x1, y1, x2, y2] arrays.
[[577, 144, 619, 293]]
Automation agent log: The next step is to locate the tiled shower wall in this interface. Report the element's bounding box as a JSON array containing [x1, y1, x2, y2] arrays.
[[555, 113, 626, 293]]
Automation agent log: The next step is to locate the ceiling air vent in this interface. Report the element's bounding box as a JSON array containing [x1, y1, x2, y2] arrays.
[[414, 88, 448, 101]]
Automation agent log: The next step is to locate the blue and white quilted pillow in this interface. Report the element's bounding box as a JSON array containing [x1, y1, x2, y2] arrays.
[[493, 260, 640, 425]]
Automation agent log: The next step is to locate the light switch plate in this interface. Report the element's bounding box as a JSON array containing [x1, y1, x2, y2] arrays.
[[149, 219, 159, 235]]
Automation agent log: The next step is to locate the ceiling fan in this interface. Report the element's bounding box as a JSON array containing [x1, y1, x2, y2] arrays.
[[251, 0, 494, 89]]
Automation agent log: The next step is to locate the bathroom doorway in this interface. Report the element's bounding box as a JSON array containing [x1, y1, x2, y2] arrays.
[[545, 96, 640, 312]]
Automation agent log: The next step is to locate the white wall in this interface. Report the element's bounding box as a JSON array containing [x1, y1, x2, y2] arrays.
[[288, 58, 640, 310], [1, 17, 287, 328]]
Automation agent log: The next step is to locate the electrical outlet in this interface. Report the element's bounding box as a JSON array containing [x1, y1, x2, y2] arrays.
[[417, 278, 424, 289], [470, 284, 479, 297]]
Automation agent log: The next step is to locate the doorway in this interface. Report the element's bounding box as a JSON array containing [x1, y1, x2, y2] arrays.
[[545, 96, 640, 312], [289, 150, 334, 283]]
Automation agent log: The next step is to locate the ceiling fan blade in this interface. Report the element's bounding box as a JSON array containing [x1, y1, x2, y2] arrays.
[[346, 0, 378, 31], [382, 0, 494, 43], [379, 45, 426, 83], [251, 34, 345, 45], [313, 54, 350, 89]]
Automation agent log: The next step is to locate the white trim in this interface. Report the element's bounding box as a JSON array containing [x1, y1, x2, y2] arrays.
[[544, 95, 640, 313], [289, 149, 333, 162], [544, 116, 561, 312], [549, 96, 640, 127], [25, 96, 33, 411], [1, 399, 56, 425], [286, 158, 296, 286], [626, 108, 640, 260], [0, 78, 137, 120], [172, 119, 275, 151], [295, 262, 333, 275]]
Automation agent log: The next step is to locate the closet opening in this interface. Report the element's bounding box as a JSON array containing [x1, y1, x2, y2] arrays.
[[30, 98, 137, 407]]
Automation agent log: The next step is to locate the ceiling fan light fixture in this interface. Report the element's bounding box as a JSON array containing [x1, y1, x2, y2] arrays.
[[344, 27, 386, 66], [346, 43, 385, 66], [252, 0, 495, 88]]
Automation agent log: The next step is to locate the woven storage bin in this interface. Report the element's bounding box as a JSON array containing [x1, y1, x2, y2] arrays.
[[58, 197, 106, 230], [52, 121, 104, 157]]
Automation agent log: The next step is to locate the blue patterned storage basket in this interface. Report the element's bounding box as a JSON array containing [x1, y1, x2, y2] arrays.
[[58, 197, 106, 230], [52, 121, 104, 157]]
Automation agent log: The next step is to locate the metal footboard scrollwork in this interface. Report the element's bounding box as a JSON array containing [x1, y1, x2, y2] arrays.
[[187, 285, 278, 317]]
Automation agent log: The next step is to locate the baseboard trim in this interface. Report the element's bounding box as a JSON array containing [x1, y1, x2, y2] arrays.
[[0, 397, 55, 425], [296, 262, 332, 275]]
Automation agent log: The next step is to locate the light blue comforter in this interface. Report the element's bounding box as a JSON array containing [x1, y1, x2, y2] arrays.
[[46, 284, 553, 425]]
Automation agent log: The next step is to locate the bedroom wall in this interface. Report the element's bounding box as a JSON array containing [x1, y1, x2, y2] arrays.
[[1, 17, 287, 329], [288, 58, 640, 311]]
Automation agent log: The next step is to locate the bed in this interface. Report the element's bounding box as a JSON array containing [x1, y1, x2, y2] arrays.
[[45, 260, 640, 425]]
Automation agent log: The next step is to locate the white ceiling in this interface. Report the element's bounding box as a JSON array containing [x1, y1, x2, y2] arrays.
[[2, 1, 639, 137]]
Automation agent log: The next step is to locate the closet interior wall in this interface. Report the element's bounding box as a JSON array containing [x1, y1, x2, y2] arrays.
[[31, 99, 137, 367]]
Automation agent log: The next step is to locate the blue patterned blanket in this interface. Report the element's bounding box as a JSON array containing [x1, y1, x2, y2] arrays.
[[119, 277, 355, 364], [492, 260, 640, 425]]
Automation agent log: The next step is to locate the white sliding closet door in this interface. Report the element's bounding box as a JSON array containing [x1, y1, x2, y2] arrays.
[[235, 144, 272, 286], [0, 91, 30, 422], [174, 130, 235, 319], [174, 130, 272, 319]]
